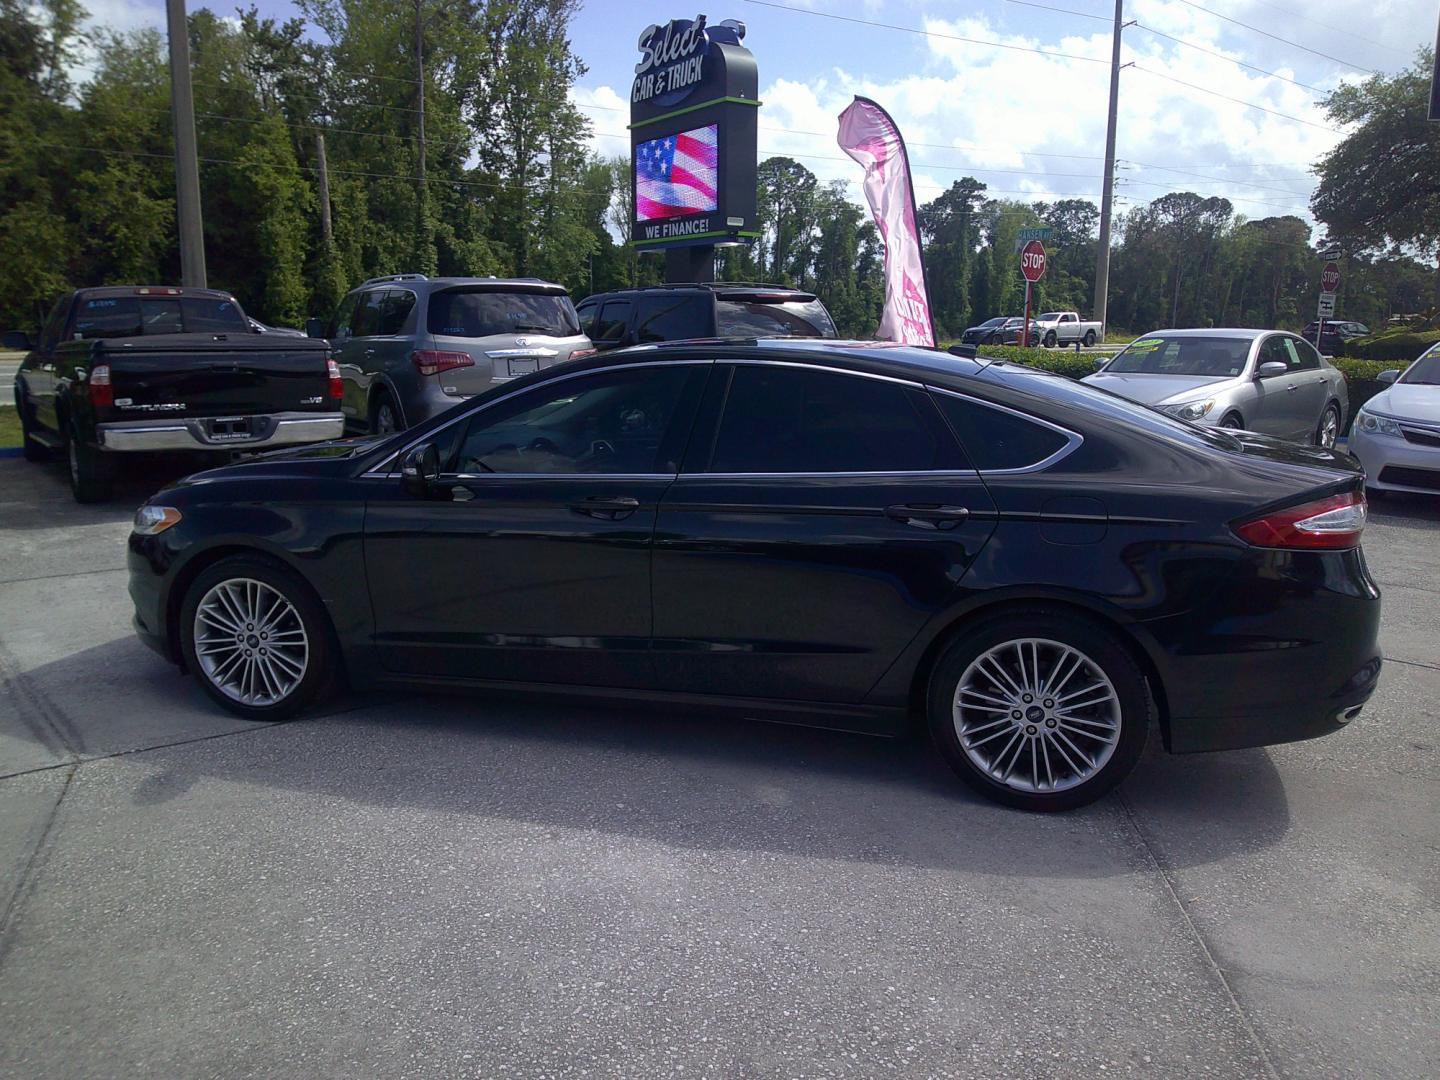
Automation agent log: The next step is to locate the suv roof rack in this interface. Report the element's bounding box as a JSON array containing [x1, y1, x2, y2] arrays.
[[362, 273, 429, 286]]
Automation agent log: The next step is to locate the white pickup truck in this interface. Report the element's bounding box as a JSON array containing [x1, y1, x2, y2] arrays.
[[1027, 311, 1102, 348]]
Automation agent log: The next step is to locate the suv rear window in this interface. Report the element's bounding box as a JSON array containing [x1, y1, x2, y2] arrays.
[[714, 297, 836, 338], [72, 296, 248, 339], [428, 290, 580, 338]]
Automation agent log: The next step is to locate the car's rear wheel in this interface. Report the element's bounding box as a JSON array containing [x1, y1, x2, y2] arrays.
[[926, 609, 1150, 811], [16, 396, 49, 462], [1043, 331, 1057, 348], [1315, 403, 1341, 448], [370, 393, 400, 435], [180, 556, 336, 721], [1083, 330, 1097, 347], [65, 424, 114, 503]]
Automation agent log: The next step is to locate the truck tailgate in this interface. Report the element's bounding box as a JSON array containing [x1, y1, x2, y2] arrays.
[[99, 335, 333, 418]]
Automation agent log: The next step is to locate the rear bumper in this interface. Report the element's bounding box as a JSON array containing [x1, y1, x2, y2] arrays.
[[97, 412, 345, 452]]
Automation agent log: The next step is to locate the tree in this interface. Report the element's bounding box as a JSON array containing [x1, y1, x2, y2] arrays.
[[919, 177, 987, 335], [1313, 48, 1440, 305]]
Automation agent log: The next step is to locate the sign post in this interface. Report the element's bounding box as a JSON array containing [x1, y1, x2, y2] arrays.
[[1019, 239, 1047, 346], [1317, 259, 1341, 349], [630, 16, 759, 282]]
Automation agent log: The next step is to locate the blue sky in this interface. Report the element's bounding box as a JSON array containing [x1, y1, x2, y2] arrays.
[[82, 0, 1435, 224]]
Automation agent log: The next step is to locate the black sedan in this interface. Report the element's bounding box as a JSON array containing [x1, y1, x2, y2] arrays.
[[127, 340, 1382, 811], [959, 317, 1025, 346]]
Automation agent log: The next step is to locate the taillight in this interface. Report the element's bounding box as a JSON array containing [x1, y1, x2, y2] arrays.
[[1231, 490, 1366, 550], [326, 357, 343, 399], [89, 363, 113, 408], [411, 350, 473, 376], [570, 347, 598, 360]]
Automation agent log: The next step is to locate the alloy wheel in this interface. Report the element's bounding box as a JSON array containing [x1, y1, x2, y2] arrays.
[[192, 577, 309, 706], [952, 638, 1122, 794], [376, 401, 397, 434], [1318, 407, 1339, 448]]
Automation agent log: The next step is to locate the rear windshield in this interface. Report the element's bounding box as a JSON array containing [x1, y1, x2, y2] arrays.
[[427, 290, 580, 338], [1105, 335, 1250, 377], [715, 298, 837, 338], [71, 296, 248, 339]]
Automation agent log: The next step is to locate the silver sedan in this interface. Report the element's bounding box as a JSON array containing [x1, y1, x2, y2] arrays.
[[1349, 343, 1440, 496], [1083, 328, 1348, 446]]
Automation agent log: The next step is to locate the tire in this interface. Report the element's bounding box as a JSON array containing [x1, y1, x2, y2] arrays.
[[65, 425, 114, 503], [180, 555, 337, 721], [1082, 330, 1097, 347], [1043, 331, 1057, 348], [16, 396, 49, 462], [369, 393, 400, 436], [1315, 402, 1341, 448], [926, 608, 1151, 812], [1219, 413, 1243, 430]]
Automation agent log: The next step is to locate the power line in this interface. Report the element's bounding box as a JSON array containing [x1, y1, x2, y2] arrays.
[[1166, 0, 1376, 74], [1232, 0, 1409, 56], [1125, 159, 1313, 194], [1130, 65, 1338, 131], [1003, 0, 1108, 21], [1131, 23, 1330, 93]]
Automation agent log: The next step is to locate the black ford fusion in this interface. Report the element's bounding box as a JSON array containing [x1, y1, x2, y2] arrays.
[[127, 340, 1382, 811]]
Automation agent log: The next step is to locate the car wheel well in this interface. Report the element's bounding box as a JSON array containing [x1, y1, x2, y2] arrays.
[[1220, 411, 1243, 428], [165, 547, 343, 685], [907, 597, 1171, 749]]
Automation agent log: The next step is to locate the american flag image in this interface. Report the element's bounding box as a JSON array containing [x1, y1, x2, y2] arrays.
[[635, 124, 719, 222]]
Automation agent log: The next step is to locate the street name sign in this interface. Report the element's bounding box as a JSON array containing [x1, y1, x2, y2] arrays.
[[1014, 226, 1052, 252], [1317, 246, 1341, 261]]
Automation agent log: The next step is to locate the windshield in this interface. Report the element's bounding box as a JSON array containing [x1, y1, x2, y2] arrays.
[[715, 298, 837, 338], [1104, 335, 1250, 377], [427, 289, 580, 338], [1400, 351, 1440, 385], [978, 318, 1004, 328], [1037, 313, 1061, 321]]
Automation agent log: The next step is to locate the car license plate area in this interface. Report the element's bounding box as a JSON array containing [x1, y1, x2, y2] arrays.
[[206, 416, 253, 441], [507, 356, 538, 377]]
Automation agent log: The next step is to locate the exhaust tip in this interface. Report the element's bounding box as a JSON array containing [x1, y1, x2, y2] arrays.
[[1335, 705, 1364, 725]]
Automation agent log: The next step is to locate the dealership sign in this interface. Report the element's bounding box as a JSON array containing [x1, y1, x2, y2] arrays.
[[630, 15, 759, 254]]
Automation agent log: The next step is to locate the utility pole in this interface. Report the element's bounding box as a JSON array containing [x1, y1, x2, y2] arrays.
[[415, 0, 426, 183], [165, 0, 206, 287], [315, 133, 333, 243], [1092, 0, 1124, 336]]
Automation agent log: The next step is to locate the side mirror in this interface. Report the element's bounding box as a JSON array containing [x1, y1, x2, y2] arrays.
[[1377, 369, 1401, 384], [1093, 356, 1108, 370], [948, 343, 977, 359], [3, 330, 33, 351], [1256, 361, 1288, 378], [399, 442, 440, 498], [305, 318, 325, 339]]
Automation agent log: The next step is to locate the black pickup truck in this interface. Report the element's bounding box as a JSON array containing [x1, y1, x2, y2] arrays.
[[6, 287, 344, 501]]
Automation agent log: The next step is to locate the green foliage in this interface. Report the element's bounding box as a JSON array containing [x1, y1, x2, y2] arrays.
[[1335, 329, 1440, 363], [971, 345, 1098, 379], [0, 405, 20, 449]]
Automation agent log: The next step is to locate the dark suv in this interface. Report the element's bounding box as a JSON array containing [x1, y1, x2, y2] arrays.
[[312, 274, 592, 434], [577, 283, 837, 350]]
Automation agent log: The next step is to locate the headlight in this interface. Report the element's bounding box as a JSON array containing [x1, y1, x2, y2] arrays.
[[1163, 399, 1216, 421], [133, 505, 182, 535], [1356, 410, 1402, 437]]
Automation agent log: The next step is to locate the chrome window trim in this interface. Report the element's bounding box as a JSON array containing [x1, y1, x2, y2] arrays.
[[726, 357, 923, 389], [362, 358, 715, 477], [927, 385, 1084, 474], [688, 470, 983, 480]]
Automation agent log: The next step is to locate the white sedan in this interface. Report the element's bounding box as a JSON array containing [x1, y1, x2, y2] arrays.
[[1349, 343, 1440, 496]]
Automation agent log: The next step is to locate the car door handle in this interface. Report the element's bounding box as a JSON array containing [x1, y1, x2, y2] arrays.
[[885, 503, 970, 531], [1286, 384, 1300, 392], [364, 347, 377, 356], [571, 495, 640, 520]]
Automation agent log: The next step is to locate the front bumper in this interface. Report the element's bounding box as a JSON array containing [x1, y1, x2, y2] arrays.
[[98, 412, 345, 452], [1350, 424, 1440, 494]]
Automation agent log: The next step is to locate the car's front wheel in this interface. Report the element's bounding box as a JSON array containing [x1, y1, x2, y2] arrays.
[[1315, 403, 1341, 448], [926, 609, 1150, 811], [180, 556, 337, 721]]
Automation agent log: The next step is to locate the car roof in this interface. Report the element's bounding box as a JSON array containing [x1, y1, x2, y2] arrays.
[[74, 286, 237, 300], [581, 282, 819, 302], [1131, 328, 1280, 339], [355, 276, 566, 293]]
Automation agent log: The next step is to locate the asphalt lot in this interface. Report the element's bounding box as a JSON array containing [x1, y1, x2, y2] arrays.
[[0, 455, 1436, 1079]]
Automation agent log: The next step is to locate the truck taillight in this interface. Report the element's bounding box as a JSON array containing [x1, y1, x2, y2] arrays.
[[89, 363, 113, 408], [411, 350, 473, 376], [327, 358, 343, 399], [1231, 490, 1366, 550]]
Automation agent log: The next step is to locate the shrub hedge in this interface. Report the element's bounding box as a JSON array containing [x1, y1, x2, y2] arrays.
[[1335, 329, 1440, 362]]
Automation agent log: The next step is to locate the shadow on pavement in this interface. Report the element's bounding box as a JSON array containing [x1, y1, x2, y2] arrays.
[[9, 632, 1294, 879]]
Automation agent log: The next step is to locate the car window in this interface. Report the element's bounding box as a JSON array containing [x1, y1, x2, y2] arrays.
[[714, 298, 836, 338], [38, 297, 68, 350], [350, 291, 385, 338], [329, 293, 360, 339], [575, 300, 599, 338], [427, 289, 580, 338], [72, 297, 143, 339], [1259, 336, 1292, 372], [706, 365, 962, 474], [180, 297, 248, 334], [141, 300, 184, 334], [1400, 352, 1440, 385], [448, 365, 701, 475], [374, 290, 417, 336], [594, 300, 633, 344], [636, 293, 711, 343], [932, 392, 1071, 471], [1290, 336, 1321, 370], [1277, 337, 1315, 371]]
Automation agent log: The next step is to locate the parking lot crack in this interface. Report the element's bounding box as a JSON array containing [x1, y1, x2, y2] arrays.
[[1115, 789, 1284, 1080], [0, 639, 85, 761], [0, 763, 75, 970]]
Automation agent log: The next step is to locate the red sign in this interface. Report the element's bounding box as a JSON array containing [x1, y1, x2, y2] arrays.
[[1020, 239, 1047, 283], [1321, 261, 1340, 293]]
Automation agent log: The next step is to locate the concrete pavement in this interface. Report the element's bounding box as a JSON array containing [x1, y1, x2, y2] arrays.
[[0, 456, 1436, 1079]]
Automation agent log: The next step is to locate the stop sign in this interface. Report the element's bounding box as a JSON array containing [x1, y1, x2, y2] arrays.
[[1020, 239, 1047, 282], [1321, 261, 1340, 293]]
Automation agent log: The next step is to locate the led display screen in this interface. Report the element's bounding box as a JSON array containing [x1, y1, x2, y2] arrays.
[[634, 123, 719, 222]]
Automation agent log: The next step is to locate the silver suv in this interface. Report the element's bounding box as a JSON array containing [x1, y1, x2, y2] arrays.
[[313, 274, 593, 433]]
